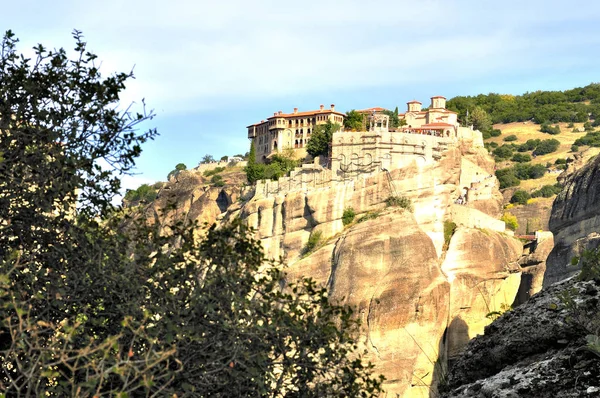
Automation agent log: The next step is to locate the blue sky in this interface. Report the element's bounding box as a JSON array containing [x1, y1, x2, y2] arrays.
[[4, 0, 600, 191]]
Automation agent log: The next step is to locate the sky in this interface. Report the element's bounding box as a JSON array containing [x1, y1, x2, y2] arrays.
[[4, 0, 600, 192]]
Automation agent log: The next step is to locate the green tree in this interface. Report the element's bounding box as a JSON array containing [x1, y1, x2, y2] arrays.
[[344, 109, 364, 131], [510, 190, 531, 205], [244, 141, 265, 184], [124, 183, 158, 203], [168, 162, 187, 179], [306, 120, 340, 158], [201, 154, 215, 163], [0, 30, 384, 396], [470, 106, 493, 133]]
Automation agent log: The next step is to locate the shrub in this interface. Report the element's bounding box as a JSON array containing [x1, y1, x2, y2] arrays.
[[495, 168, 521, 189], [514, 162, 547, 179], [385, 196, 413, 211], [574, 132, 600, 147], [584, 121, 594, 131], [443, 220, 457, 251], [357, 212, 381, 223], [531, 184, 562, 198], [554, 158, 567, 165], [571, 144, 580, 152], [533, 138, 560, 155], [578, 247, 600, 281], [503, 134, 518, 142], [493, 145, 513, 160], [511, 153, 531, 163], [490, 129, 502, 137], [501, 213, 519, 231], [342, 208, 356, 226], [517, 139, 541, 152], [124, 183, 158, 203], [568, 122, 575, 128], [540, 123, 561, 135], [211, 174, 225, 187], [203, 166, 226, 177], [510, 190, 531, 205], [302, 230, 323, 255]]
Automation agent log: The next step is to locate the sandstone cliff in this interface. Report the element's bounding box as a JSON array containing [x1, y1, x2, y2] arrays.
[[545, 154, 600, 286], [140, 144, 537, 397]]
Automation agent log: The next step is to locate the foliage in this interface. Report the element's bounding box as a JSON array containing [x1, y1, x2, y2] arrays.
[[554, 158, 567, 165], [584, 121, 594, 131], [443, 220, 457, 251], [220, 155, 228, 161], [246, 150, 301, 182], [382, 108, 402, 129], [490, 129, 502, 137], [511, 153, 532, 163], [531, 184, 563, 198], [514, 162, 547, 179], [306, 120, 341, 158], [501, 212, 519, 231], [245, 141, 263, 183], [574, 132, 600, 147], [492, 144, 514, 160], [470, 106, 492, 133], [211, 174, 225, 187], [385, 196, 413, 211], [540, 123, 561, 135], [485, 303, 512, 321], [578, 247, 600, 282], [124, 183, 158, 203], [344, 110, 365, 131], [0, 31, 384, 397], [302, 230, 323, 256], [200, 154, 215, 164], [503, 134, 518, 142], [203, 166, 226, 177], [571, 144, 580, 152], [357, 211, 381, 223], [168, 162, 187, 179], [510, 190, 531, 205], [447, 83, 600, 125], [342, 207, 356, 226], [532, 138, 560, 155], [495, 167, 521, 189], [517, 139, 541, 152]]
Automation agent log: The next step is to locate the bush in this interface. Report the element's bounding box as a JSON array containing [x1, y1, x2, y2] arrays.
[[554, 158, 567, 165], [584, 121, 594, 131], [496, 168, 521, 189], [504, 134, 518, 142], [492, 145, 513, 160], [511, 153, 531, 163], [510, 190, 531, 205], [490, 129, 502, 137], [357, 211, 381, 223], [385, 196, 413, 211], [501, 213, 519, 231], [514, 162, 547, 179], [124, 183, 158, 203], [571, 144, 580, 152], [568, 122, 575, 128], [517, 139, 541, 152], [578, 247, 600, 281], [443, 220, 457, 251], [211, 174, 225, 187], [574, 132, 600, 147], [203, 166, 226, 177], [540, 123, 561, 135], [531, 184, 562, 198], [342, 208, 356, 226], [533, 138, 560, 155], [302, 230, 323, 255]]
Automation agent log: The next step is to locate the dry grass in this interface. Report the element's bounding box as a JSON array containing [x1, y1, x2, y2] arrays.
[[490, 122, 600, 187]]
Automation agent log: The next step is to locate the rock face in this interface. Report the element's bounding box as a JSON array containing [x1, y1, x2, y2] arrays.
[[238, 144, 526, 397], [546, 155, 600, 286], [442, 277, 600, 398]]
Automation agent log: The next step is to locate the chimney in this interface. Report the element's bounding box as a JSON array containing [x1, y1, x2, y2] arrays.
[[278, 110, 282, 115], [320, 104, 324, 111], [274, 112, 277, 116], [330, 104, 335, 111], [294, 107, 298, 114]]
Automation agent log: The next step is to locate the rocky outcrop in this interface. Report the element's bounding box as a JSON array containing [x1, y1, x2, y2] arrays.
[[442, 277, 600, 398], [546, 155, 600, 286]]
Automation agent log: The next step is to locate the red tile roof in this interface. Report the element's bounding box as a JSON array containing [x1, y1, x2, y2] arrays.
[[407, 100, 422, 104], [266, 108, 345, 119], [356, 107, 388, 113], [420, 122, 456, 128]]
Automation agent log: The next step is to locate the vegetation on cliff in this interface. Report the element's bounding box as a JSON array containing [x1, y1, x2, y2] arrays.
[[0, 30, 383, 396]]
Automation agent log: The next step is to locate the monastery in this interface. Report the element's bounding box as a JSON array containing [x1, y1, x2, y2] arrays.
[[247, 96, 483, 176]]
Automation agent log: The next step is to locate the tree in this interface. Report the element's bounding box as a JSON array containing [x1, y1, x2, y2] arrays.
[[167, 162, 187, 179], [124, 183, 158, 203], [510, 190, 531, 205], [0, 31, 383, 396], [200, 154, 215, 164], [245, 141, 266, 183], [306, 120, 340, 158], [470, 106, 493, 133], [382, 108, 401, 129], [344, 109, 364, 131]]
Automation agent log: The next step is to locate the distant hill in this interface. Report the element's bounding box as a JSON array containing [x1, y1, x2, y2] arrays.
[[447, 83, 600, 125]]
